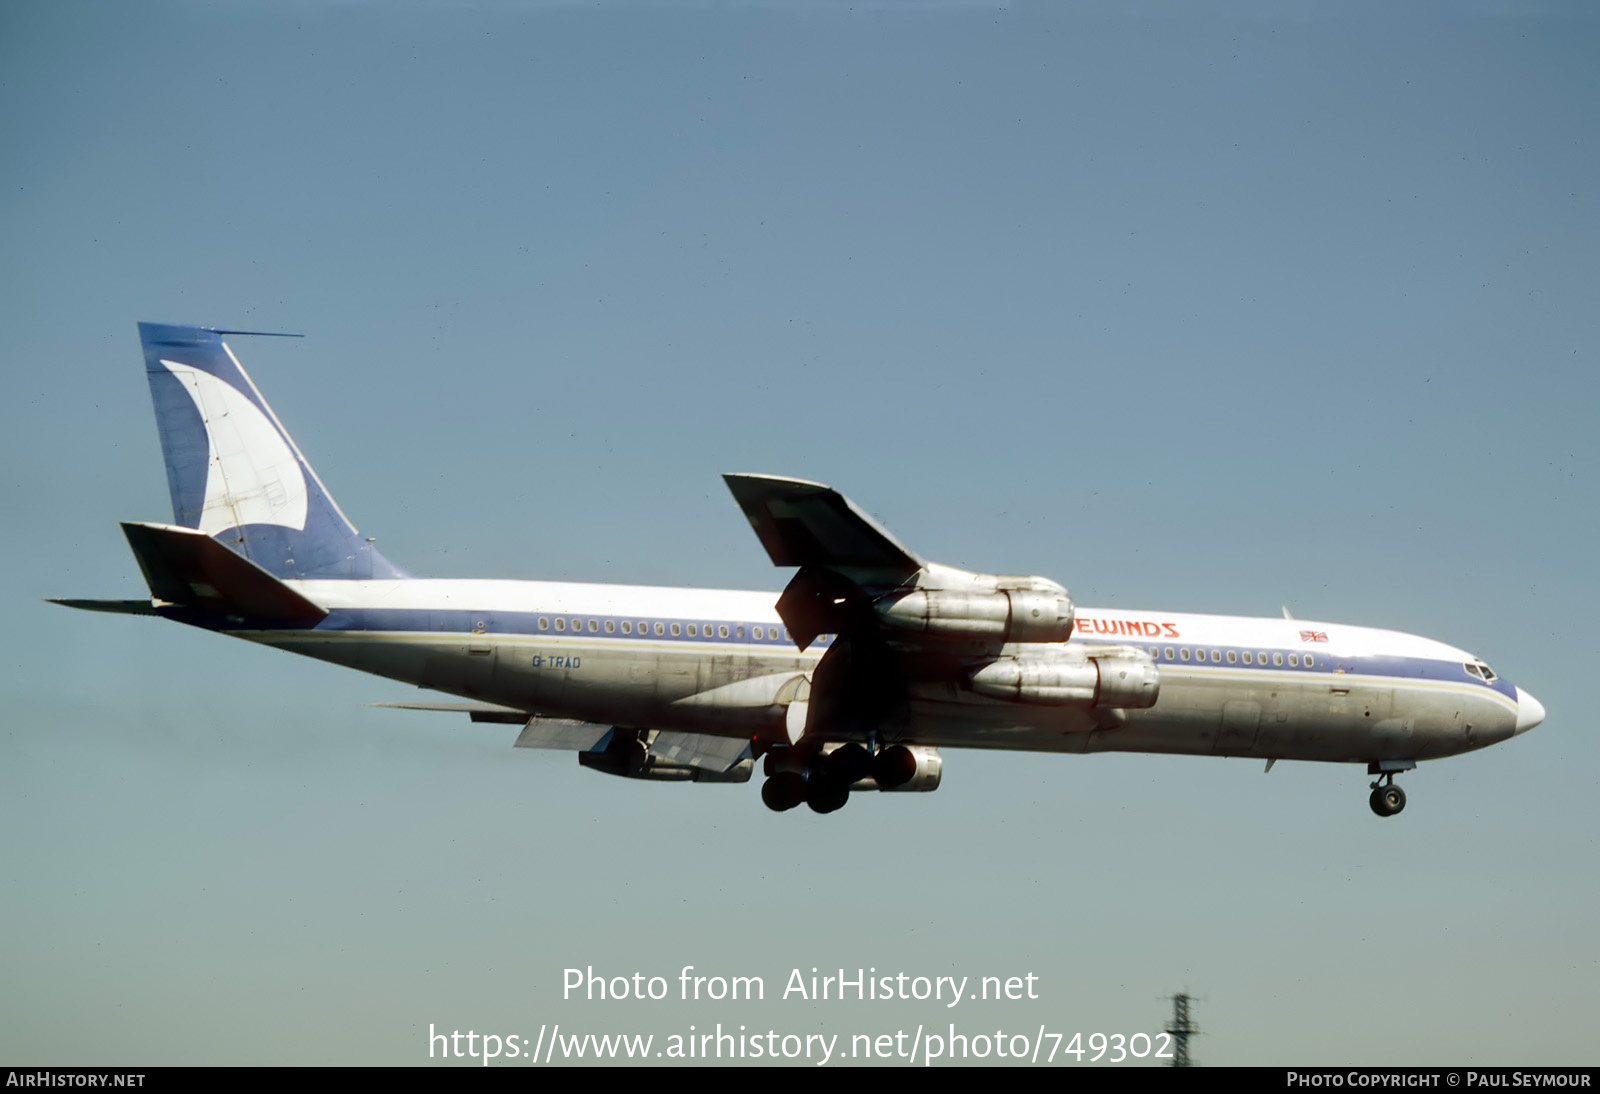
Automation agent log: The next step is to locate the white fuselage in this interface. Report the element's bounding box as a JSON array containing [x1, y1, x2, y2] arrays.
[[224, 578, 1527, 766]]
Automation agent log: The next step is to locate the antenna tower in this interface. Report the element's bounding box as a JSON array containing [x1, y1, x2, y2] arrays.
[[1166, 992, 1199, 1067]]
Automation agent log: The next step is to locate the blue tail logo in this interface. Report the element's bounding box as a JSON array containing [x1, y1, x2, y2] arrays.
[[139, 322, 408, 580]]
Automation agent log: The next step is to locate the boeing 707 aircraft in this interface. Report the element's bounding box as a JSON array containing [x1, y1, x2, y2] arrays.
[[54, 323, 1545, 817]]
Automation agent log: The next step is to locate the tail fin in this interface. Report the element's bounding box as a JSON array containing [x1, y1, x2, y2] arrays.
[[138, 322, 409, 580]]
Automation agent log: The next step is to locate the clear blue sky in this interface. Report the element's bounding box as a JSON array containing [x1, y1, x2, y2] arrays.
[[3, 0, 1596, 1066]]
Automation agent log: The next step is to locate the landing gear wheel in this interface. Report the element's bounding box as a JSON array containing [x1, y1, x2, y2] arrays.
[[825, 742, 872, 784], [1369, 784, 1407, 817], [805, 777, 850, 814], [873, 745, 917, 789], [762, 772, 805, 812]]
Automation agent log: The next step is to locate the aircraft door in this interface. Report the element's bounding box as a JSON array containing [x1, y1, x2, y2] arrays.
[[1215, 700, 1261, 752], [423, 616, 498, 698]]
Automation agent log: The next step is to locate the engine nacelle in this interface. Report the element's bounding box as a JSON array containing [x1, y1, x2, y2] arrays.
[[968, 645, 1160, 709], [877, 585, 1074, 644]]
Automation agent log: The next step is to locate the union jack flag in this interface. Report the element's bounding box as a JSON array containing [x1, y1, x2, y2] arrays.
[[1300, 630, 1328, 643]]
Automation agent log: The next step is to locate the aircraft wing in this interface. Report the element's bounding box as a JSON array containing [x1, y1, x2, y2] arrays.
[[375, 702, 753, 778], [520, 722, 753, 780], [722, 474, 922, 576], [722, 473, 933, 650], [721, 474, 1147, 744], [515, 717, 616, 752], [722, 473, 1076, 643], [646, 730, 753, 772], [371, 700, 528, 724]]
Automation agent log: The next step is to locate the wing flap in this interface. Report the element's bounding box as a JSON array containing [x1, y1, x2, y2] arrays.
[[648, 730, 753, 772], [376, 703, 753, 776], [514, 718, 616, 752]]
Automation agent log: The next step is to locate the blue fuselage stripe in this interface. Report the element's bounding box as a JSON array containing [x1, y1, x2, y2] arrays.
[[262, 606, 1516, 701]]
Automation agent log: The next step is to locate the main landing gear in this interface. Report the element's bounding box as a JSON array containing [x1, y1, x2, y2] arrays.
[[760, 740, 917, 814], [1367, 760, 1415, 818]]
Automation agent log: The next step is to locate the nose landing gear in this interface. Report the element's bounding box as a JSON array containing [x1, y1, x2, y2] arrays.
[[1367, 760, 1415, 818], [1369, 780, 1407, 817]]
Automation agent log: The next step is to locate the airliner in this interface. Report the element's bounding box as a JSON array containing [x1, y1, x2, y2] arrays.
[[54, 323, 1545, 818]]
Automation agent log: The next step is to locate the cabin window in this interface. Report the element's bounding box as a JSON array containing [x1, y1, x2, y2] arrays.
[[1164, 647, 1174, 660], [1227, 650, 1237, 664], [1273, 652, 1283, 665], [621, 621, 631, 635], [1242, 652, 1252, 664], [653, 622, 664, 635], [1180, 648, 1190, 661], [737, 625, 745, 638], [719, 624, 729, 638], [1304, 654, 1314, 668], [555, 618, 566, 632], [668, 623, 680, 636], [588, 619, 598, 633], [538, 617, 549, 631], [604, 620, 615, 633], [1289, 654, 1298, 667], [687, 624, 697, 637]]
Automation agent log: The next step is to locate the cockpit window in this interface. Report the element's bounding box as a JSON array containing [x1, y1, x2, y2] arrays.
[[1476, 661, 1497, 681], [1464, 663, 1487, 680]]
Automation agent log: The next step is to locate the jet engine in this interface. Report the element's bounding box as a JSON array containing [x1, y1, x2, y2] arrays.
[[869, 743, 943, 792], [968, 644, 1160, 709], [876, 584, 1074, 644]]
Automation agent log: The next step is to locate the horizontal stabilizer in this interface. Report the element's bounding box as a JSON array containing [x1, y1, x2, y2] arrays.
[[121, 521, 328, 624], [47, 598, 159, 616], [722, 474, 923, 575]]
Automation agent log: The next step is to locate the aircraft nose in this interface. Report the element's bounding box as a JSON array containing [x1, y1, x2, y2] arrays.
[[1514, 687, 1545, 735]]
